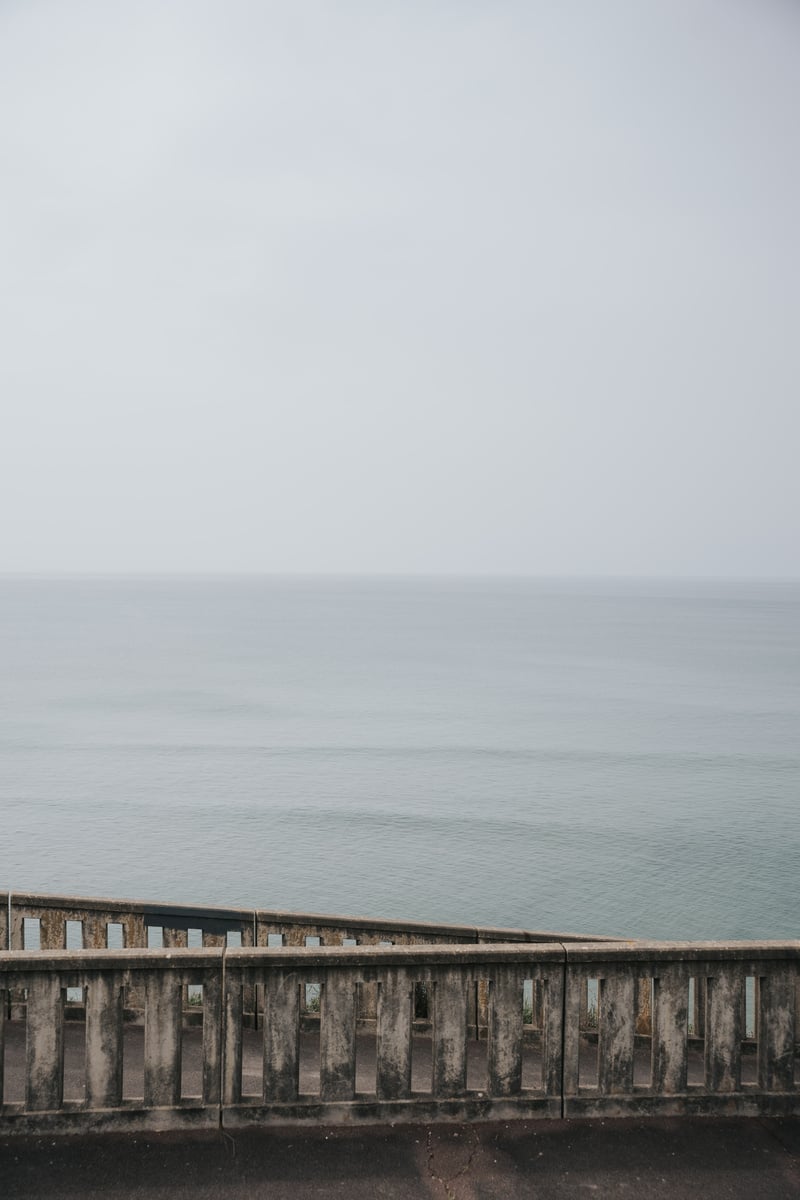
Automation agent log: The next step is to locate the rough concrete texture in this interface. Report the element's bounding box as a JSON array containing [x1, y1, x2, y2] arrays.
[[1, 1117, 800, 1199]]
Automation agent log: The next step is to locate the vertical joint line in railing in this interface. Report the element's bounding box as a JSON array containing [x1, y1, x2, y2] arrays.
[[7, 892, 11, 950], [219, 944, 226, 1131], [252, 910, 258, 1031], [558, 942, 568, 1119]]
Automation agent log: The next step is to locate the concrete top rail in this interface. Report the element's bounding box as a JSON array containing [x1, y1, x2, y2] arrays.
[[2, 889, 615, 944], [560, 939, 800, 963], [4, 940, 800, 974]]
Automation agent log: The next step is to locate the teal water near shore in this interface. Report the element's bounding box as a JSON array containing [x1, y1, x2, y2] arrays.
[[1, 575, 797, 940]]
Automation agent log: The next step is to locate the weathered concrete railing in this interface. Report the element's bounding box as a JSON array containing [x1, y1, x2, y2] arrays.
[[2, 890, 604, 951], [0, 889, 609, 1029], [1, 933, 798, 1134]]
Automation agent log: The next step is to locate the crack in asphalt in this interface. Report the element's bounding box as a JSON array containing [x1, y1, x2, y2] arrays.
[[425, 1125, 480, 1199]]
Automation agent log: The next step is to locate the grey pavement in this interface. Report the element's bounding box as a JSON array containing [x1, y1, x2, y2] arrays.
[[2, 1117, 800, 1199]]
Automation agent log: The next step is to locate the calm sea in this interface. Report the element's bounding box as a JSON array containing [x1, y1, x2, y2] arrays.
[[1, 576, 797, 940]]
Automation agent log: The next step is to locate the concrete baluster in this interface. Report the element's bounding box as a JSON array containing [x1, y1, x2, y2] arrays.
[[539, 973, 563, 1097], [124, 915, 146, 948], [376, 970, 413, 1100], [162, 928, 188, 948], [143, 974, 182, 1107], [84, 914, 109, 949], [432, 970, 469, 1098], [562, 968, 584, 1096], [0, 986, 5, 1102], [201, 969, 222, 1105], [757, 970, 796, 1093], [39, 911, 64, 951], [86, 973, 124, 1107], [320, 971, 357, 1101], [487, 966, 523, 1096], [598, 972, 636, 1096], [651, 965, 689, 1094], [263, 969, 300, 1102], [223, 969, 244, 1104], [10, 910, 24, 951], [25, 974, 64, 1111], [201, 931, 226, 949], [705, 968, 743, 1092]]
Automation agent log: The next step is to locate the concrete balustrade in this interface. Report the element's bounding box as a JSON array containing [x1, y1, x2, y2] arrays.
[[2, 890, 608, 1028], [1, 892, 798, 1134], [219, 944, 566, 1125], [0, 949, 222, 1132], [562, 942, 800, 1117]]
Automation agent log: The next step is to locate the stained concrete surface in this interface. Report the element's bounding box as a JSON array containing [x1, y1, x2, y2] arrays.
[[2, 1117, 800, 1199]]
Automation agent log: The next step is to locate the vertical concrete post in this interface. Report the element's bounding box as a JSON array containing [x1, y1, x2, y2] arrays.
[[598, 973, 636, 1096], [757, 970, 796, 1093], [201, 968, 222, 1106], [223, 969, 244, 1105], [39, 911, 64, 951], [487, 966, 523, 1096], [376, 970, 413, 1100], [143, 973, 182, 1107], [10, 910, 24, 951], [125, 915, 146, 948], [320, 971, 357, 1101], [163, 928, 188, 948], [263, 970, 300, 1102], [432, 970, 469, 1097], [651, 966, 689, 1094], [705, 968, 743, 1093], [85, 973, 124, 1108], [0, 985, 5, 1102], [25, 975, 64, 1111], [84, 914, 108, 949], [541, 972, 565, 1097], [562, 967, 584, 1097]]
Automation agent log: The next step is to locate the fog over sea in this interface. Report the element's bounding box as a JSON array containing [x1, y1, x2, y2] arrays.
[[2, 576, 798, 941]]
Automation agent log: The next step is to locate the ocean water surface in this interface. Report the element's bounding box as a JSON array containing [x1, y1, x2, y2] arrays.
[[1, 575, 797, 940]]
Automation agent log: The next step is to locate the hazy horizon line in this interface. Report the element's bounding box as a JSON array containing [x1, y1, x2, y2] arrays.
[[1, 570, 798, 584]]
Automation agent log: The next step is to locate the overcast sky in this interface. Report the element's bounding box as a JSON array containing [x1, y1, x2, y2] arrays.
[[1, 0, 798, 576]]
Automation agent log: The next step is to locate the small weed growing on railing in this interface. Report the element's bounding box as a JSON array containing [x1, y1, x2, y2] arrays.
[[306, 984, 321, 1014], [522, 1000, 533, 1025], [585, 1003, 598, 1029]]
